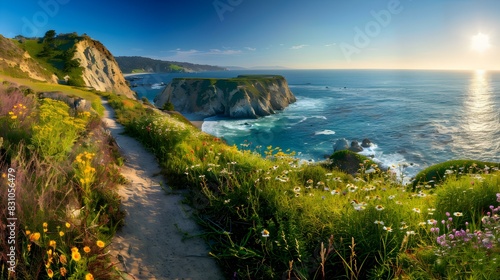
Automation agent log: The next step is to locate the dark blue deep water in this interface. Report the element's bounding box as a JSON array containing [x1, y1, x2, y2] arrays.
[[127, 69, 500, 181]]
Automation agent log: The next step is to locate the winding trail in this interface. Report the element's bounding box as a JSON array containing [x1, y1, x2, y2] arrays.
[[102, 99, 224, 280]]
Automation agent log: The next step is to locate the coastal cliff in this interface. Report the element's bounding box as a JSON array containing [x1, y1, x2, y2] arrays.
[[154, 75, 296, 118], [74, 39, 136, 99]]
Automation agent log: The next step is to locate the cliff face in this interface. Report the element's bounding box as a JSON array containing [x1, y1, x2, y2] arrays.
[[73, 39, 136, 99], [0, 35, 58, 83], [155, 75, 296, 119]]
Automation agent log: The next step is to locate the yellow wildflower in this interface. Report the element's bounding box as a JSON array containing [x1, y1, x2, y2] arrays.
[[10, 115, 17, 120], [71, 251, 81, 262], [85, 273, 94, 280], [25, 230, 31, 235], [71, 247, 79, 253], [59, 231, 64, 237], [96, 240, 105, 248], [83, 246, 91, 253], [30, 232, 41, 241], [49, 240, 56, 249], [47, 268, 54, 278], [43, 222, 48, 227], [65, 222, 71, 228]]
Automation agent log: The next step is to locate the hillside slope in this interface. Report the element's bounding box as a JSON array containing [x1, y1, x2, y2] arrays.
[[116, 56, 226, 73], [11, 32, 136, 99], [0, 35, 57, 82]]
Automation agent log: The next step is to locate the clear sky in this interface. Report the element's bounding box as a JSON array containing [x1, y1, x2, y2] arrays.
[[1, 0, 499, 70]]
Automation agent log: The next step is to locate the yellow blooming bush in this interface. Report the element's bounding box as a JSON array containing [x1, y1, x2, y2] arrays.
[[73, 151, 97, 206], [31, 99, 89, 161]]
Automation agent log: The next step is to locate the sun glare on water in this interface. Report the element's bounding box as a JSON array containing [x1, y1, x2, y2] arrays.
[[471, 33, 491, 53]]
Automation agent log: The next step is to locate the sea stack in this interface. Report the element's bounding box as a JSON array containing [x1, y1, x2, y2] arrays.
[[154, 75, 296, 119]]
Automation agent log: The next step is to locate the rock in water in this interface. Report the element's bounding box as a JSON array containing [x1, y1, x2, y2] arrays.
[[154, 75, 296, 119], [333, 138, 349, 152], [361, 138, 372, 148], [349, 141, 364, 152]]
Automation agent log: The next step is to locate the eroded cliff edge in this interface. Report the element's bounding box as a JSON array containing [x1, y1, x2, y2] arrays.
[[74, 39, 136, 99], [154, 75, 296, 119]]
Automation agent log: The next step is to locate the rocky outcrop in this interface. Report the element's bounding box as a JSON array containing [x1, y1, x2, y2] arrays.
[[39, 92, 92, 112], [154, 75, 296, 119], [73, 39, 136, 99]]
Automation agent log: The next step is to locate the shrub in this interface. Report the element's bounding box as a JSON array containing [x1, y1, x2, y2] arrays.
[[412, 159, 499, 188]]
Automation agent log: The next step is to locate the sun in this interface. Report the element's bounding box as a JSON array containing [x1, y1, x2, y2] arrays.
[[471, 33, 491, 53]]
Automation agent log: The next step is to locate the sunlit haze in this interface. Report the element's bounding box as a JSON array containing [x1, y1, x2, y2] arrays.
[[1, 0, 499, 70]]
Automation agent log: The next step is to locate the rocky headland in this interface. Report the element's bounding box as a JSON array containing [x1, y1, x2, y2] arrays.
[[154, 75, 296, 119]]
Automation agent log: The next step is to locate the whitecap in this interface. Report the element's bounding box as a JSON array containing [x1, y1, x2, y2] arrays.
[[315, 130, 336, 135], [151, 83, 166, 89]]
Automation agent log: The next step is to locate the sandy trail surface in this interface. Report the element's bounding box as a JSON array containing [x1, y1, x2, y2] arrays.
[[101, 99, 224, 280]]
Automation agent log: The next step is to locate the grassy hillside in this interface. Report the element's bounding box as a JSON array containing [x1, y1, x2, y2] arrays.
[[0, 35, 55, 81], [13, 32, 86, 86], [108, 94, 500, 279], [115, 56, 227, 73]]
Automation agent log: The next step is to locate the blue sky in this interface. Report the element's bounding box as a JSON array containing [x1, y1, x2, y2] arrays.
[[1, 0, 499, 69]]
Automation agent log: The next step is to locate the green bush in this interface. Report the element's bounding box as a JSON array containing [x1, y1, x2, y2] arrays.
[[413, 159, 500, 188]]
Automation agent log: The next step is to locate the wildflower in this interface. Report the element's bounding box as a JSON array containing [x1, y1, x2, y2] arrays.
[[25, 230, 31, 235], [59, 231, 64, 237], [418, 222, 427, 227], [396, 201, 403, 205], [412, 208, 421, 214], [400, 224, 409, 230], [60, 267, 67, 277], [60, 254, 67, 265], [65, 222, 71, 228], [427, 219, 437, 225], [71, 247, 79, 253], [261, 229, 270, 238], [388, 195, 396, 200], [293, 186, 301, 192], [49, 240, 56, 249], [1, 173, 6, 178], [406, 231, 416, 235], [453, 212, 463, 217], [375, 205, 385, 211], [85, 273, 95, 280], [30, 232, 41, 241], [374, 220, 384, 225], [71, 251, 81, 262], [330, 189, 340, 195], [96, 240, 105, 248], [224, 199, 230, 204], [83, 246, 91, 253], [47, 269, 54, 278], [347, 184, 358, 192], [383, 226, 393, 232]]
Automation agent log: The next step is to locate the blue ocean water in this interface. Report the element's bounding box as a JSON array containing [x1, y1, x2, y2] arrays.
[[127, 70, 500, 181]]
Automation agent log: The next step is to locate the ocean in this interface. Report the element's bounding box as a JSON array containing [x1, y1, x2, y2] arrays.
[[127, 69, 500, 182]]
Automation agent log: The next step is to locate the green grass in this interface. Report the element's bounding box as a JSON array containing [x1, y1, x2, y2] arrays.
[[0, 74, 105, 116], [106, 95, 500, 279]]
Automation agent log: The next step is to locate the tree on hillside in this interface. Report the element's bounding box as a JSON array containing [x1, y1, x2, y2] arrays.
[[38, 30, 56, 57]]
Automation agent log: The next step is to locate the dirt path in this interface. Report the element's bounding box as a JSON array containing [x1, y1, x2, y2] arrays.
[[102, 99, 224, 280]]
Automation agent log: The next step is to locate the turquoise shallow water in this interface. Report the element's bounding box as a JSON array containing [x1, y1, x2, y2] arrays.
[[128, 69, 500, 181]]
